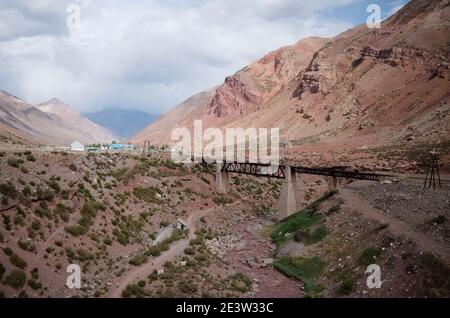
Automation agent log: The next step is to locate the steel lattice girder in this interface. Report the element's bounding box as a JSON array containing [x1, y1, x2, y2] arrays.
[[218, 161, 391, 181], [221, 162, 286, 179], [292, 166, 385, 181]]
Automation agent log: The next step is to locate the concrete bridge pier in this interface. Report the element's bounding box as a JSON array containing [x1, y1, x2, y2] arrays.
[[279, 166, 298, 218], [216, 163, 230, 194], [327, 176, 339, 192]]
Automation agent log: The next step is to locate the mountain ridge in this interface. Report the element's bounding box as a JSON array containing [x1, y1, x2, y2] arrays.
[[0, 91, 117, 145], [130, 0, 450, 164]]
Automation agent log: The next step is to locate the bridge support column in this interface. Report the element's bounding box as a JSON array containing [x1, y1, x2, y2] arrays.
[[279, 166, 298, 218], [216, 163, 229, 194], [327, 176, 339, 192]]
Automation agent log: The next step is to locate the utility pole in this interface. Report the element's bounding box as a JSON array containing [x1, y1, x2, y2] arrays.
[[423, 149, 441, 190]]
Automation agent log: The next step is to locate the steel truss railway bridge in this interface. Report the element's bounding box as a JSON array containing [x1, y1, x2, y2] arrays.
[[203, 159, 393, 217]]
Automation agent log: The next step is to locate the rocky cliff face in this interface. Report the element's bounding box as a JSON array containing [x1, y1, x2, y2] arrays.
[[131, 37, 327, 145]]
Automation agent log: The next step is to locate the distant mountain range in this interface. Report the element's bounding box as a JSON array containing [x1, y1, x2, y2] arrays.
[[0, 91, 117, 146], [84, 109, 157, 140]]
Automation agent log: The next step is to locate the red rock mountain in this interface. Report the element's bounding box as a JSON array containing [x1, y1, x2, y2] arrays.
[[132, 37, 327, 145], [131, 0, 450, 168], [0, 91, 116, 145]]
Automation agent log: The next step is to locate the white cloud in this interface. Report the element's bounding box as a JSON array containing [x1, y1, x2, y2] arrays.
[[0, 0, 356, 114]]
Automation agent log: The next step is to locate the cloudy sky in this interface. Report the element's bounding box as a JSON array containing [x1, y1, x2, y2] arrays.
[[0, 0, 407, 115]]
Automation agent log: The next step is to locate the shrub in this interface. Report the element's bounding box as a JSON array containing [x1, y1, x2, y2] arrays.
[[31, 220, 41, 231], [184, 247, 195, 255], [178, 281, 198, 294], [36, 187, 55, 202], [18, 240, 36, 253], [133, 187, 163, 204], [129, 254, 148, 266], [28, 279, 42, 290], [3, 247, 13, 256], [229, 272, 253, 293], [273, 257, 326, 298], [7, 158, 23, 168], [358, 247, 382, 266], [65, 201, 105, 236], [2, 215, 12, 231], [0, 182, 18, 199], [54, 204, 73, 222], [10, 253, 27, 269], [65, 225, 87, 237], [22, 185, 32, 197], [3, 270, 26, 290], [46, 179, 60, 194], [76, 249, 93, 262], [293, 226, 328, 245], [69, 163, 78, 172], [0, 263, 5, 281], [121, 284, 145, 298], [138, 280, 146, 288], [26, 154, 36, 162]]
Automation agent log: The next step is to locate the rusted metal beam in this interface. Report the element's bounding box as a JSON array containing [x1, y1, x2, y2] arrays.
[[221, 162, 286, 179]]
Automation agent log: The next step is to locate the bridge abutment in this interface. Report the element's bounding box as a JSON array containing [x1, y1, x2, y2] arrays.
[[279, 166, 298, 218], [327, 176, 339, 192], [215, 163, 230, 194]]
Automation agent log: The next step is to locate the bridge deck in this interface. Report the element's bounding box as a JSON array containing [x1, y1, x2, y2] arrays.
[[214, 161, 393, 181]]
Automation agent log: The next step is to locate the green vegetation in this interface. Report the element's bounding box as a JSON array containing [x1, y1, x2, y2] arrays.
[[328, 266, 358, 296], [112, 214, 145, 245], [35, 187, 55, 202], [129, 254, 148, 266], [273, 257, 326, 298], [3, 270, 26, 290], [0, 263, 5, 281], [10, 253, 27, 269], [0, 182, 18, 199], [122, 283, 147, 298], [213, 194, 233, 206], [18, 240, 36, 253], [293, 225, 328, 245], [25, 153, 36, 162], [54, 203, 73, 222], [2, 214, 12, 231], [7, 158, 23, 168], [358, 247, 382, 266], [28, 279, 42, 290], [270, 212, 322, 244], [270, 191, 336, 244], [178, 281, 198, 294], [65, 201, 105, 237], [228, 272, 253, 293], [133, 186, 163, 204]]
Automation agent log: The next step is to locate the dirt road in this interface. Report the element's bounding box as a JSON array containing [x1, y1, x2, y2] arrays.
[[106, 201, 241, 298], [340, 184, 450, 263]]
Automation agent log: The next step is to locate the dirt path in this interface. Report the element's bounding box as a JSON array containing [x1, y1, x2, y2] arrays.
[[340, 185, 450, 263], [106, 201, 241, 298]]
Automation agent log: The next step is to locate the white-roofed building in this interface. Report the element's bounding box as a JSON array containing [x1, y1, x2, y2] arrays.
[[70, 141, 85, 152]]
